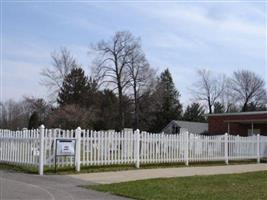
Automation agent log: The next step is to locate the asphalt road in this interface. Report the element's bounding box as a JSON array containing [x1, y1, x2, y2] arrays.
[[0, 170, 129, 200]]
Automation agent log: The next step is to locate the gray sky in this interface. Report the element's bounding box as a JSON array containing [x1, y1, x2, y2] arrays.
[[2, 1, 266, 106]]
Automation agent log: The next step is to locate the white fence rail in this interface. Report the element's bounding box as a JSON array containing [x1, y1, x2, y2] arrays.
[[1, 126, 267, 175]]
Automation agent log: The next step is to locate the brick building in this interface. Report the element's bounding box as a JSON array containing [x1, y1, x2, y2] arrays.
[[206, 111, 267, 136]]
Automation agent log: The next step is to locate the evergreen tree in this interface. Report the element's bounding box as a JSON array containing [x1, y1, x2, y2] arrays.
[[183, 103, 205, 122], [93, 89, 120, 130], [28, 111, 40, 129], [57, 68, 94, 107], [245, 102, 267, 112], [151, 69, 183, 132], [226, 104, 239, 113], [86, 77, 98, 107], [213, 102, 225, 113]]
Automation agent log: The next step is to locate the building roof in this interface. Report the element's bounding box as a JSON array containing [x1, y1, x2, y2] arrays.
[[204, 111, 267, 117], [164, 120, 208, 134]]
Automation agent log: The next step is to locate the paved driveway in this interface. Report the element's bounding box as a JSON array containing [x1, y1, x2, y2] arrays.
[[0, 170, 129, 200]]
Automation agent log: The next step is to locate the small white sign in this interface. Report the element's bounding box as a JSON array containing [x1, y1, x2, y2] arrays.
[[56, 139, 75, 156], [32, 147, 39, 156]]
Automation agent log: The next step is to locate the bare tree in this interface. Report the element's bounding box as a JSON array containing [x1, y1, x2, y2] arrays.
[[47, 104, 95, 129], [220, 78, 239, 112], [40, 47, 79, 101], [0, 97, 52, 130], [191, 69, 225, 114], [0, 102, 7, 128], [92, 31, 139, 129], [127, 46, 155, 130], [229, 70, 267, 112], [0, 99, 29, 129], [23, 96, 51, 122]]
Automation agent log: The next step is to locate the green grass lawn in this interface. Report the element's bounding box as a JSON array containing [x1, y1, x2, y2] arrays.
[[0, 160, 262, 175], [0, 163, 38, 174], [0, 160, 258, 175], [87, 171, 267, 200]]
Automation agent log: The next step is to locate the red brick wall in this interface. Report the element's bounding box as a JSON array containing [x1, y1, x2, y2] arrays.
[[208, 114, 267, 136]]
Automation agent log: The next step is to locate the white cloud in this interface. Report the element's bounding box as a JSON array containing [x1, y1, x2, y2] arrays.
[[2, 2, 266, 105], [2, 35, 91, 101]]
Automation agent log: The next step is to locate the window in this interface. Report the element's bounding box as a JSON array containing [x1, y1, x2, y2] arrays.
[[172, 124, 180, 134]]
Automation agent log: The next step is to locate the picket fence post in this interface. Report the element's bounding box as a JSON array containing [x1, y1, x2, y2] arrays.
[[184, 131, 189, 166], [257, 134, 260, 163], [224, 133, 229, 165], [39, 125, 45, 175], [135, 129, 140, 168], [75, 127, 81, 172]]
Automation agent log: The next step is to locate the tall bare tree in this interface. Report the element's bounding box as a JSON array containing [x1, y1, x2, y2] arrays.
[[40, 47, 79, 101], [127, 46, 155, 130], [191, 69, 225, 114], [92, 31, 139, 129], [220, 78, 240, 113], [229, 70, 267, 111]]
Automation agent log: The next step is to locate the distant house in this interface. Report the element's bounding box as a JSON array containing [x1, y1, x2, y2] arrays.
[[162, 120, 208, 134], [205, 111, 267, 136]]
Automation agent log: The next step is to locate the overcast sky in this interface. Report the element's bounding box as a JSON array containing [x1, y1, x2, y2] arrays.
[[2, 1, 266, 106]]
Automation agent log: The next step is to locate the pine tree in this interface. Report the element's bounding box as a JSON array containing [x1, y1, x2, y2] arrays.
[[213, 102, 225, 113], [93, 89, 120, 130], [28, 112, 40, 129], [246, 102, 267, 112], [57, 68, 94, 107], [183, 103, 205, 122], [152, 69, 183, 132]]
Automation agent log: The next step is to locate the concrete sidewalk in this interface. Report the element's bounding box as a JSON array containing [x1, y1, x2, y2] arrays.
[[69, 163, 267, 184]]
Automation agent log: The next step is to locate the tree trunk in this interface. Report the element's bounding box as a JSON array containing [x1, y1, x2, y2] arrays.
[[133, 85, 139, 130], [118, 86, 125, 130], [242, 101, 248, 112], [208, 97, 212, 114]]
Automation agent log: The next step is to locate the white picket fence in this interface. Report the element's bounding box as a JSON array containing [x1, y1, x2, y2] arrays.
[[1, 125, 267, 175]]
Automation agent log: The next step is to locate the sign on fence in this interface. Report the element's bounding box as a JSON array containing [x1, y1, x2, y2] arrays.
[[32, 147, 40, 156], [56, 139, 76, 156], [55, 139, 76, 172]]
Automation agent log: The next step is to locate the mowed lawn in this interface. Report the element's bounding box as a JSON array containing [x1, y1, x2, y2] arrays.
[[87, 171, 267, 200]]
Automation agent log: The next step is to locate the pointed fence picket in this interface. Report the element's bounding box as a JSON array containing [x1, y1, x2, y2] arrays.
[[1, 127, 267, 175]]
